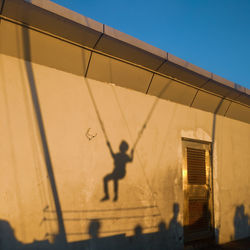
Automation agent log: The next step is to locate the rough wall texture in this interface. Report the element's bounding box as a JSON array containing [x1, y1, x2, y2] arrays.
[[0, 19, 250, 249]]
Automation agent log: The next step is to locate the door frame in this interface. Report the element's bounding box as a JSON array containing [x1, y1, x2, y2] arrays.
[[182, 138, 214, 243]]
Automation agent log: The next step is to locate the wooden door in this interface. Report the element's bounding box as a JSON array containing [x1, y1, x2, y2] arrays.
[[182, 139, 214, 242]]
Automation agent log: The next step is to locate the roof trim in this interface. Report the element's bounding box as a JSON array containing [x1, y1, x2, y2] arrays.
[[1, 0, 250, 107]]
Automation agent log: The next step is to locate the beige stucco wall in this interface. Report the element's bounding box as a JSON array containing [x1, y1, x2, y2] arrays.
[[0, 19, 250, 247], [213, 116, 250, 243]]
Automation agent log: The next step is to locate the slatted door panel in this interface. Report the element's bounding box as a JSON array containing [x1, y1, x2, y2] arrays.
[[187, 148, 206, 185]]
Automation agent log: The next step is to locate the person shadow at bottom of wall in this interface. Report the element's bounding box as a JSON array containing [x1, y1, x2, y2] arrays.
[[0, 219, 23, 250], [87, 219, 101, 250], [234, 204, 249, 240], [167, 203, 183, 249]]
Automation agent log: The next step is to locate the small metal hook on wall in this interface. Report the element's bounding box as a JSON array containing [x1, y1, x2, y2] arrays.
[[85, 128, 97, 141]]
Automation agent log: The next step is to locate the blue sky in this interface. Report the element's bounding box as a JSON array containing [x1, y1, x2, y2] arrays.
[[52, 0, 250, 90]]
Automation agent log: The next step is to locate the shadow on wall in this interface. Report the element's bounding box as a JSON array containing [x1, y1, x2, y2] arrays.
[[101, 140, 134, 202], [3, 203, 250, 249], [85, 77, 165, 204], [84, 74, 171, 204], [21, 24, 67, 248], [0, 219, 54, 250], [234, 204, 250, 240], [0, 203, 183, 250]]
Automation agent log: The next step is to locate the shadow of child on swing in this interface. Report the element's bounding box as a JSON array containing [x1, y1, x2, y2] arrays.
[[101, 140, 134, 202]]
